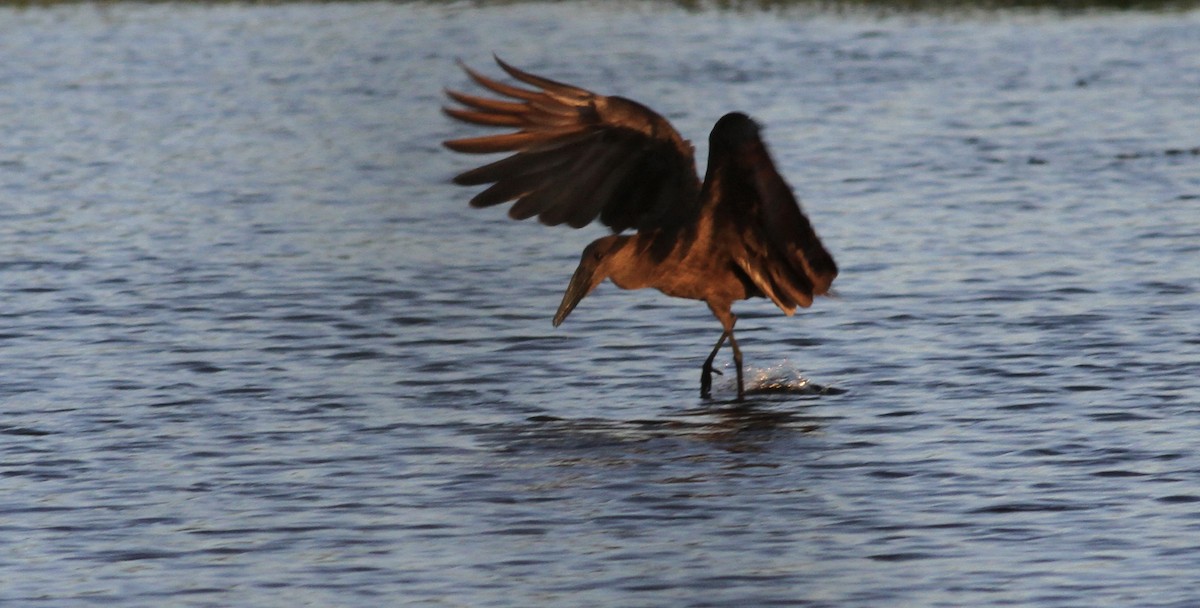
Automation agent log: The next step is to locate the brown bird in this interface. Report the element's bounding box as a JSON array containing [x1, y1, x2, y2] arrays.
[[443, 57, 837, 400]]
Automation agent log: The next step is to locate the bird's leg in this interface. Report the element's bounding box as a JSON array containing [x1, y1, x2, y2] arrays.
[[700, 331, 729, 399], [703, 301, 743, 400], [728, 331, 745, 401]]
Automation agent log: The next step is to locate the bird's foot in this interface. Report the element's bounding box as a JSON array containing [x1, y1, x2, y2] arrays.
[[700, 366, 722, 399]]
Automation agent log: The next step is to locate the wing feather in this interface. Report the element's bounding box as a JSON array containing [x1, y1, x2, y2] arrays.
[[746, 149, 838, 296], [540, 145, 628, 226], [709, 116, 837, 313], [469, 173, 541, 209], [444, 90, 526, 114], [494, 56, 594, 101], [453, 141, 582, 187], [443, 58, 701, 233]]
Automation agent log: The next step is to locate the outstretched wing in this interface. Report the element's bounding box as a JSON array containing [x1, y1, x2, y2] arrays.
[[710, 114, 838, 314], [443, 57, 702, 233]]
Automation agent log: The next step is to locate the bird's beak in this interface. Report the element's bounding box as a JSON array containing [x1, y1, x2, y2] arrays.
[[553, 258, 602, 327]]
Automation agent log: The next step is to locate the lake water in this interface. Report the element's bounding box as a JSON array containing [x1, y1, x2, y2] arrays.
[[1, 2, 1198, 606]]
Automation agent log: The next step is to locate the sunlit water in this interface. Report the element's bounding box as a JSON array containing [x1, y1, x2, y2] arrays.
[[1, 3, 1198, 606]]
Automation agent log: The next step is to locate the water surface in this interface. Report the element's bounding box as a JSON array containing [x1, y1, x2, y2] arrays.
[[1, 3, 1198, 606]]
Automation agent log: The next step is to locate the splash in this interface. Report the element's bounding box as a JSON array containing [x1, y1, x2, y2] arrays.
[[740, 362, 846, 396]]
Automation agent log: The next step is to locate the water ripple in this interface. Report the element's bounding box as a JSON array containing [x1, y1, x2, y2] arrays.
[[1, 3, 1198, 608]]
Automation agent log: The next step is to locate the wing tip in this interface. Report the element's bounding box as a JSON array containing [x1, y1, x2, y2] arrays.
[[442, 138, 473, 153]]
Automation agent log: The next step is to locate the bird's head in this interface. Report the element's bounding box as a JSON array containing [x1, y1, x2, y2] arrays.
[[553, 236, 626, 327]]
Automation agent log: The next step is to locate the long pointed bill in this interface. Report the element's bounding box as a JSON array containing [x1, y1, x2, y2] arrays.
[[552, 261, 600, 327]]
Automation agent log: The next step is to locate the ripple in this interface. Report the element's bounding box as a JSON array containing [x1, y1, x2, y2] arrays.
[[2, 4, 1198, 608], [970, 501, 1093, 514]]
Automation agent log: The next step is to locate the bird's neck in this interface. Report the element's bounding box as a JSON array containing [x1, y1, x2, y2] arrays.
[[603, 235, 663, 291]]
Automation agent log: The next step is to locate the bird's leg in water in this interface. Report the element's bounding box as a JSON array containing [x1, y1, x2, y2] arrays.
[[703, 303, 744, 400], [728, 331, 744, 400], [700, 331, 728, 399]]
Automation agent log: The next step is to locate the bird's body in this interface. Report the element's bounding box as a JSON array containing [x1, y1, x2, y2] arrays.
[[443, 58, 837, 400]]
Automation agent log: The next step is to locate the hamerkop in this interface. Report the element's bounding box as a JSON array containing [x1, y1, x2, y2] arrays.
[[443, 58, 838, 400]]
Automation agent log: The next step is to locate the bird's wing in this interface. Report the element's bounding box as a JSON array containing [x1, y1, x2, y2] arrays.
[[443, 58, 702, 233], [722, 135, 838, 314]]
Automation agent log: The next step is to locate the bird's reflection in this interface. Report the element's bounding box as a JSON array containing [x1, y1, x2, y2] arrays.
[[678, 395, 830, 448], [502, 395, 833, 458]]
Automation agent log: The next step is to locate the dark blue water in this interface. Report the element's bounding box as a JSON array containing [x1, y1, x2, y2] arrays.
[[1, 3, 1198, 606]]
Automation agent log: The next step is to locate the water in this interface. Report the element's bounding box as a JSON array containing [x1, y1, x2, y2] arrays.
[[1, 2, 1198, 606]]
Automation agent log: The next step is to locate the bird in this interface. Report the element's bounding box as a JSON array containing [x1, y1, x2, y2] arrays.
[[442, 57, 837, 400]]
